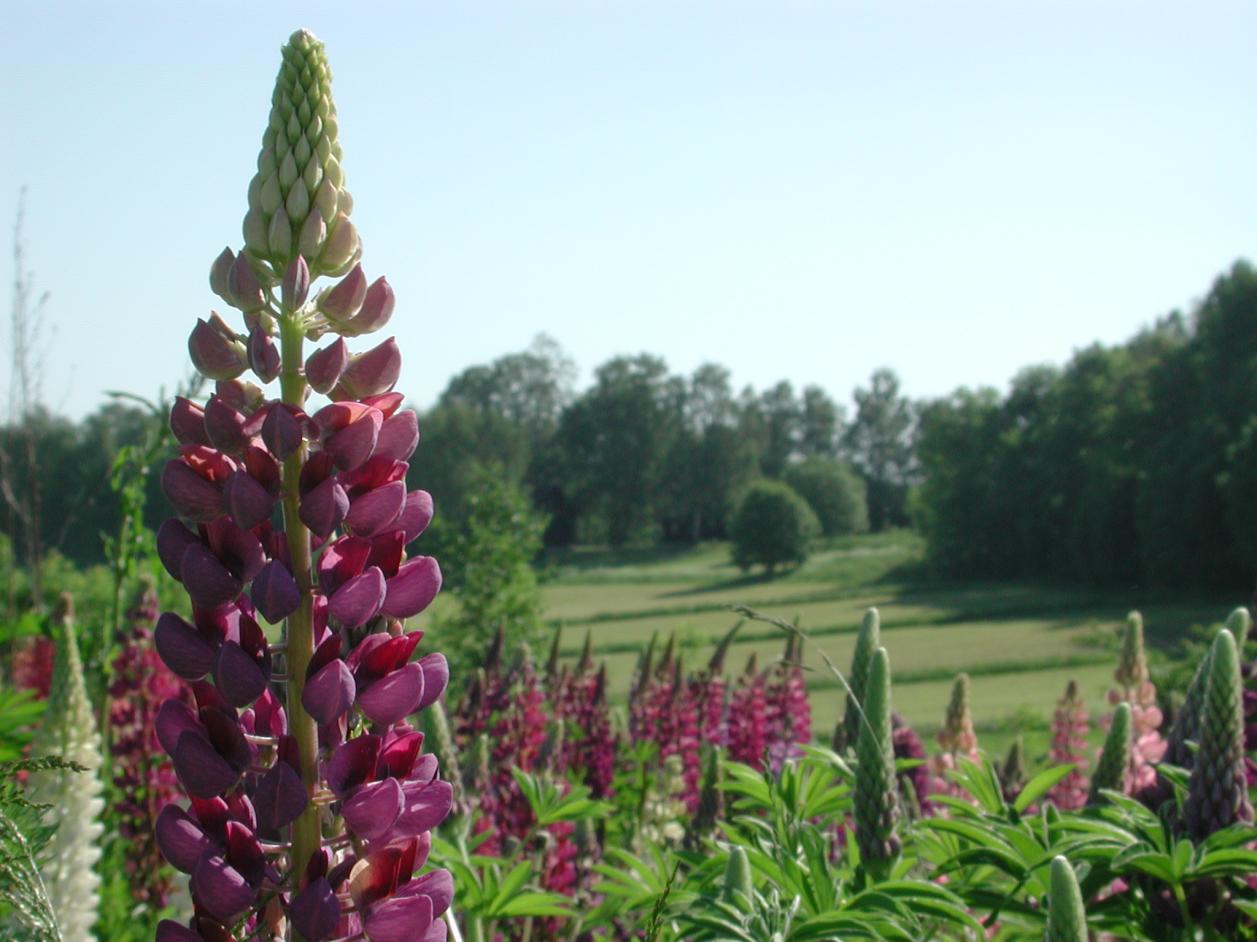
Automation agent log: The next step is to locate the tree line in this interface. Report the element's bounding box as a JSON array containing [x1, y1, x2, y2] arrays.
[[914, 260, 1257, 590]]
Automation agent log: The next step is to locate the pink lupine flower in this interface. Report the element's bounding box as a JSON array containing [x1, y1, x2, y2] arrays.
[[928, 674, 980, 799], [110, 580, 186, 908], [763, 633, 811, 770], [1105, 612, 1166, 795], [11, 634, 54, 699], [1047, 679, 1090, 811], [727, 653, 768, 766]]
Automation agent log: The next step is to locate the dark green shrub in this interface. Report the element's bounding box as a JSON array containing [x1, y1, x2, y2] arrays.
[[729, 480, 819, 574], [783, 458, 868, 536]]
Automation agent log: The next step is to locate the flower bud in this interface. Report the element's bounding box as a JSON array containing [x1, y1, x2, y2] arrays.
[[318, 213, 360, 276], [282, 255, 311, 309], [188, 319, 247, 381], [332, 338, 401, 400], [227, 255, 266, 314], [170, 397, 211, 447], [341, 276, 395, 336], [209, 248, 236, 304], [318, 263, 367, 322], [306, 338, 350, 395], [248, 328, 281, 383]]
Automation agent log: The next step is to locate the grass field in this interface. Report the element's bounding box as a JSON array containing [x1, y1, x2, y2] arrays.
[[540, 531, 1237, 762]]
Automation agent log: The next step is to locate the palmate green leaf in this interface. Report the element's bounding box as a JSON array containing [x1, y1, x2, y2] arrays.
[[1198, 823, 1257, 853], [937, 845, 1029, 879], [1192, 848, 1257, 878], [492, 891, 572, 919], [791, 910, 915, 941], [1012, 764, 1075, 813]]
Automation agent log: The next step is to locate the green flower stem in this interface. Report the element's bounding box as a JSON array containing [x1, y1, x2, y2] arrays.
[[279, 313, 320, 940]]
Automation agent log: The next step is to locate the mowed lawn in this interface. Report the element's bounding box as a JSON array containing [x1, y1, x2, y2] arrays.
[[543, 532, 1235, 756]]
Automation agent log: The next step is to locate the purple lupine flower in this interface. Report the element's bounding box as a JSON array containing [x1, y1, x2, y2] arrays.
[[154, 31, 452, 942], [891, 712, 931, 816], [763, 633, 811, 770], [110, 579, 185, 908], [727, 653, 768, 766]]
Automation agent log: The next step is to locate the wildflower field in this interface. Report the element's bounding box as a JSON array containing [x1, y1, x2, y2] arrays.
[[3, 26, 1257, 942]]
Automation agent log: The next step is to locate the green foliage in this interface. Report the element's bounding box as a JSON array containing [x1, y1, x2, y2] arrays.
[[729, 480, 819, 574], [844, 368, 916, 531], [782, 457, 868, 536], [433, 467, 548, 696]]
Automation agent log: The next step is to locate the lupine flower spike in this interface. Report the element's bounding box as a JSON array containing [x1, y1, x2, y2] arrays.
[[1107, 611, 1166, 794], [890, 713, 930, 816], [27, 594, 105, 941], [1045, 856, 1088, 942], [854, 647, 900, 879], [1088, 702, 1131, 806], [1047, 679, 1089, 811], [1185, 628, 1253, 841], [156, 30, 451, 942], [999, 736, 1026, 805], [929, 673, 979, 798], [838, 608, 879, 751]]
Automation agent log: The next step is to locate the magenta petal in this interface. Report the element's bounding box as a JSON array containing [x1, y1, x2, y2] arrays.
[[253, 762, 308, 831], [174, 731, 241, 798], [343, 778, 404, 842], [155, 921, 203, 942], [397, 490, 434, 543], [381, 557, 442, 619], [214, 641, 269, 707], [301, 659, 356, 725], [415, 654, 449, 711], [156, 699, 202, 756], [162, 460, 223, 522], [306, 338, 350, 395], [358, 662, 424, 725], [317, 536, 372, 595], [203, 396, 250, 453], [396, 780, 453, 833], [407, 868, 454, 917], [326, 410, 383, 471], [192, 854, 256, 923], [262, 403, 303, 461], [337, 338, 402, 400], [180, 543, 243, 609], [364, 895, 433, 942], [327, 735, 382, 798], [374, 411, 418, 462], [250, 559, 300, 623], [346, 481, 406, 537], [421, 921, 447, 942], [170, 397, 211, 446], [329, 567, 387, 628], [155, 805, 213, 873], [155, 612, 218, 679], [223, 470, 274, 530], [300, 477, 349, 538], [289, 877, 340, 941]]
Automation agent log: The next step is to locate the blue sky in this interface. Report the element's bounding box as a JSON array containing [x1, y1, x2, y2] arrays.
[[3, 1, 1255, 419]]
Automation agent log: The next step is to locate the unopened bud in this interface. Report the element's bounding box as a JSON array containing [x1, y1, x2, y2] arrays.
[[306, 339, 349, 395], [227, 255, 266, 313], [248, 328, 281, 383], [318, 264, 367, 322], [209, 248, 236, 304], [330, 338, 401, 400], [341, 276, 395, 336], [189, 319, 247, 381], [317, 214, 360, 276], [282, 256, 311, 310]]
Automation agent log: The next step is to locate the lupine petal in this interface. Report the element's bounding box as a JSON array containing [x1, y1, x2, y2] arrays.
[[157, 518, 201, 579], [382, 557, 441, 618], [327, 735, 382, 798], [204, 396, 250, 453], [317, 536, 371, 595], [155, 805, 213, 873], [289, 877, 340, 941], [156, 921, 205, 942], [407, 868, 454, 916], [156, 699, 203, 756], [343, 778, 404, 842], [300, 476, 349, 537], [214, 641, 269, 707], [358, 662, 424, 725], [302, 659, 356, 725], [306, 338, 350, 395], [346, 481, 406, 537], [162, 460, 223, 522], [155, 612, 218, 679], [326, 409, 383, 471], [395, 780, 453, 833], [253, 762, 308, 831], [250, 559, 300, 623], [171, 397, 211, 446], [397, 491, 434, 543], [174, 731, 241, 798], [334, 338, 401, 400], [224, 470, 274, 530], [180, 543, 243, 609], [261, 403, 303, 461], [415, 654, 449, 711], [373, 410, 418, 462], [204, 518, 267, 583], [192, 854, 256, 923], [329, 567, 387, 628], [363, 895, 432, 942]]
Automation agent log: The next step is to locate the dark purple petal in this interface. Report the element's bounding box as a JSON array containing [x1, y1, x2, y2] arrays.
[[289, 877, 340, 941], [156, 699, 203, 756], [250, 559, 300, 623], [170, 397, 211, 446], [155, 612, 218, 679], [334, 338, 401, 400], [204, 396, 250, 453], [188, 318, 247, 381], [261, 403, 303, 461], [282, 255, 311, 309], [364, 895, 432, 942], [180, 543, 243, 609], [306, 338, 350, 395], [343, 778, 404, 842], [224, 820, 266, 887], [157, 518, 201, 580], [329, 567, 387, 628], [302, 660, 356, 725], [415, 654, 449, 711], [205, 518, 267, 583], [300, 477, 349, 538], [253, 762, 308, 831], [214, 641, 269, 707], [174, 732, 241, 798], [317, 536, 372, 595], [326, 410, 383, 471], [358, 662, 424, 726], [223, 470, 274, 530], [162, 460, 223, 522], [192, 854, 256, 923], [397, 491, 434, 543], [156, 920, 205, 942], [247, 328, 281, 383], [327, 735, 381, 798], [346, 481, 406, 537], [155, 804, 213, 873], [382, 557, 442, 619]]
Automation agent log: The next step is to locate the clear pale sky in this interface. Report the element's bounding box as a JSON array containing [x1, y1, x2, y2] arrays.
[[3, 1, 1255, 420]]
